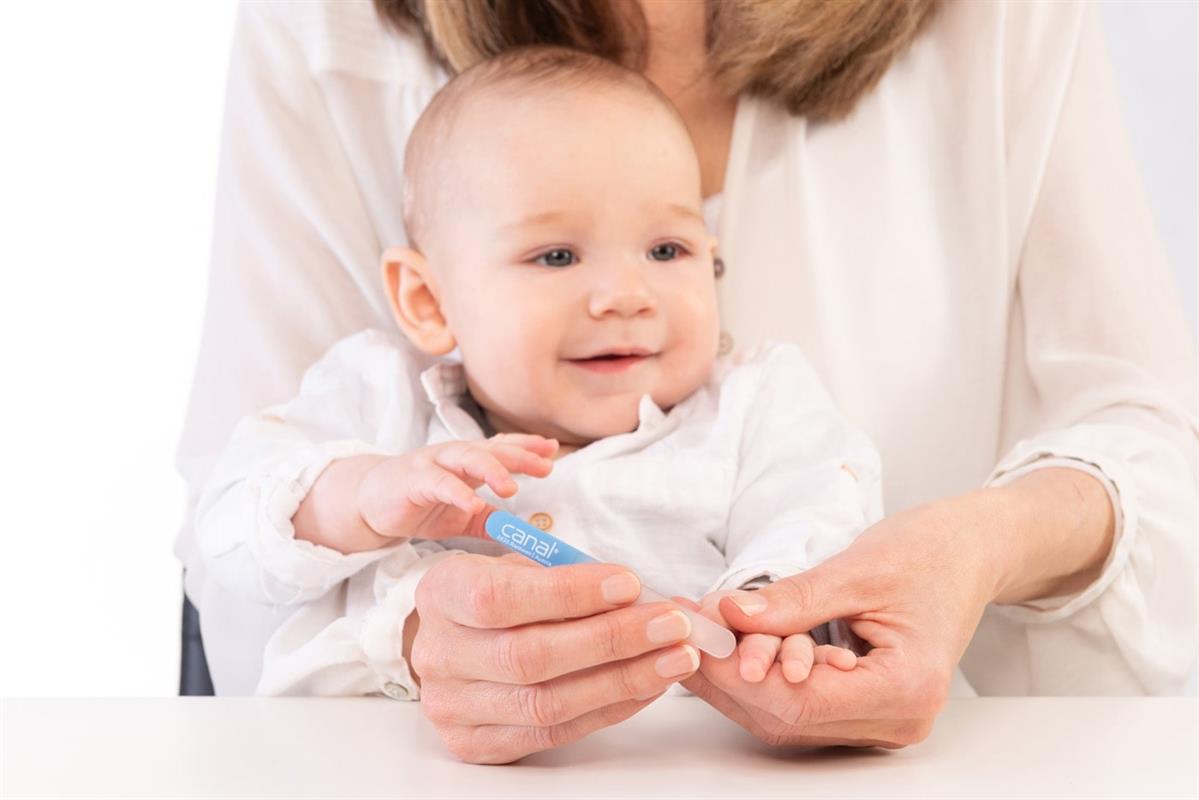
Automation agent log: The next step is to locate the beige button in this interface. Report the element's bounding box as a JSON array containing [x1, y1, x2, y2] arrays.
[[718, 330, 734, 356], [529, 512, 553, 531], [382, 681, 411, 700]]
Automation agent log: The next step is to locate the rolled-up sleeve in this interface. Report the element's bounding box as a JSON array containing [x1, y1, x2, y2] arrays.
[[963, 1, 1198, 696], [257, 542, 459, 700], [195, 330, 433, 606]]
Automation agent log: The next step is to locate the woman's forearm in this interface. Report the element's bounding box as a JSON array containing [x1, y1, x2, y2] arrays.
[[292, 454, 391, 553], [987, 467, 1116, 604]]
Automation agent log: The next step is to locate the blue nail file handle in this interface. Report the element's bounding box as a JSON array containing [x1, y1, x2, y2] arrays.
[[483, 510, 736, 658], [484, 510, 597, 567]]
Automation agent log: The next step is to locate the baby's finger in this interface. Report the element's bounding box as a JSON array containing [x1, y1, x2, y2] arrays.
[[487, 433, 559, 458], [425, 467, 487, 515], [780, 633, 816, 683], [486, 442, 554, 479], [672, 596, 701, 612], [434, 444, 517, 497], [737, 633, 781, 683], [814, 644, 858, 671], [698, 591, 736, 626]]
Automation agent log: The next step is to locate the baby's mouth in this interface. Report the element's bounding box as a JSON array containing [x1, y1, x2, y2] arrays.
[[567, 348, 655, 374]]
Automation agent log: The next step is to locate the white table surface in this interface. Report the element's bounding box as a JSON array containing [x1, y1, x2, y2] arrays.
[[2, 696, 1196, 799]]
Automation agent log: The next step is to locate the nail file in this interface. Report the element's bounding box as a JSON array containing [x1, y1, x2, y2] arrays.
[[483, 510, 735, 658]]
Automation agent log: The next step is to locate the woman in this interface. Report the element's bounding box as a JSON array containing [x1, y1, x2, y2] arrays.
[[177, 0, 1196, 762]]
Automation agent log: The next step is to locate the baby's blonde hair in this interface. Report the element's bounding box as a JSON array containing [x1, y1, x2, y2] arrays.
[[401, 45, 691, 254]]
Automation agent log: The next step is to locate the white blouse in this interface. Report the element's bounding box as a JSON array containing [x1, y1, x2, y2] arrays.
[[177, 0, 1197, 696]]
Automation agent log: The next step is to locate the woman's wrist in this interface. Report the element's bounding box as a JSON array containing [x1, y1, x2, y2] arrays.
[[984, 467, 1117, 605]]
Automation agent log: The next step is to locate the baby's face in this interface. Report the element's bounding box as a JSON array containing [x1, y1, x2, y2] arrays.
[[416, 86, 719, 447]]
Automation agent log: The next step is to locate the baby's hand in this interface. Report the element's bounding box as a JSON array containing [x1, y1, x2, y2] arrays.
[[698, 591, 857, 683], [357, 433, 557, 541], [735, 631, 857, 684]]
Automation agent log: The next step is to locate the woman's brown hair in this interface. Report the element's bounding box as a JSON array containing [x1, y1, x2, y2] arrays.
[[373, 0, 940, 121]]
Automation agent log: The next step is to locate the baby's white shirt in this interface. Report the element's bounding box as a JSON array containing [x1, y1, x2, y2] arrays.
[[195, 330, 882, 699]]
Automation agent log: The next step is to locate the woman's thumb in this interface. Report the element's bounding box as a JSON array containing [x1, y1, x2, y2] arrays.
[[718, 561, 864, 636]]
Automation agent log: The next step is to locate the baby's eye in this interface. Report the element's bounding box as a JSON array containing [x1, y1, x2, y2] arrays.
[[648, 243, 683, 262], [534, 248, 576, 268]]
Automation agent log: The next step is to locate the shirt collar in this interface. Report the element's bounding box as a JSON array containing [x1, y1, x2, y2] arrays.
[[418, 361, 672, 443], [419, 361, 486, 441]]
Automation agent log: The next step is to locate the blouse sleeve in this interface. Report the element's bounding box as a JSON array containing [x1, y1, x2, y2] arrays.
[[195, 330, 433, 606], [714, 344, 883, 593], [174, 2, 429, 691], [963, 1, 1199, 695]]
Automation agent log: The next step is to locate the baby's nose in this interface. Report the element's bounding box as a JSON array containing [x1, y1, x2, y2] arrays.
[[587, 263, 657, 318]]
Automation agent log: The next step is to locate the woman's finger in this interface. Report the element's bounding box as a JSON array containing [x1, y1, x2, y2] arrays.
[[718, 549, 873, 636], [671, 596, 701, 611], [422, 644, 699, 727], [417, 603, 692, 684], [680, 669, 763, 736], [779, 634, 816, 683], [737, 633, 781, 683], [416, 555, 643, 629], [441, 697, 655, 765], [698, 591, 736, 626]]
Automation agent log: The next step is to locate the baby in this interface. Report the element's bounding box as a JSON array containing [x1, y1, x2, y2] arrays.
[[196, 46, 881, 700]]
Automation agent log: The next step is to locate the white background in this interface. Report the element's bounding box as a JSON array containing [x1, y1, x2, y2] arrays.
[[0, 1, 1194, 697]]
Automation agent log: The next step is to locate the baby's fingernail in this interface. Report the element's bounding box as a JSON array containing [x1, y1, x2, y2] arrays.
[[601, 572, 641, 604], [727, 591, 767, 616], [739, 659, 766, 682], [783, 663, 808, 683], [655, 645, 700, 678]]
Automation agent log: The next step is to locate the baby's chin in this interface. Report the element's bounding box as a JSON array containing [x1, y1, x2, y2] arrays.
[[551, 394, 672, 444]]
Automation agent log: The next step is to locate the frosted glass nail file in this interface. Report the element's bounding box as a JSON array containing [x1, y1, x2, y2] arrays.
[[484, 510, 736, 658]]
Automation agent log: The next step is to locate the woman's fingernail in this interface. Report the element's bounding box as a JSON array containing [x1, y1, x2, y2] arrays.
[[655, 645, 700, 678], [646, 610, 691, 644], [601, 572, 641, 604], [728, 592, 768, 616]]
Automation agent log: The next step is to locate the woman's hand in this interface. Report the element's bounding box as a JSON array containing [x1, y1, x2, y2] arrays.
[[684, 468, 1115, 748], [410, 553, 700, 764], [683, 492, 1003, 748]]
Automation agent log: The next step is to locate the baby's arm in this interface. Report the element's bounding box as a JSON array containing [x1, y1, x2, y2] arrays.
[[196, 330, 552, 607], [710, 344, 884, 682]]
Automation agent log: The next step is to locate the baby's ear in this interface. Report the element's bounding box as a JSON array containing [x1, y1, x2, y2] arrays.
[[381, 246, 456, 356]]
